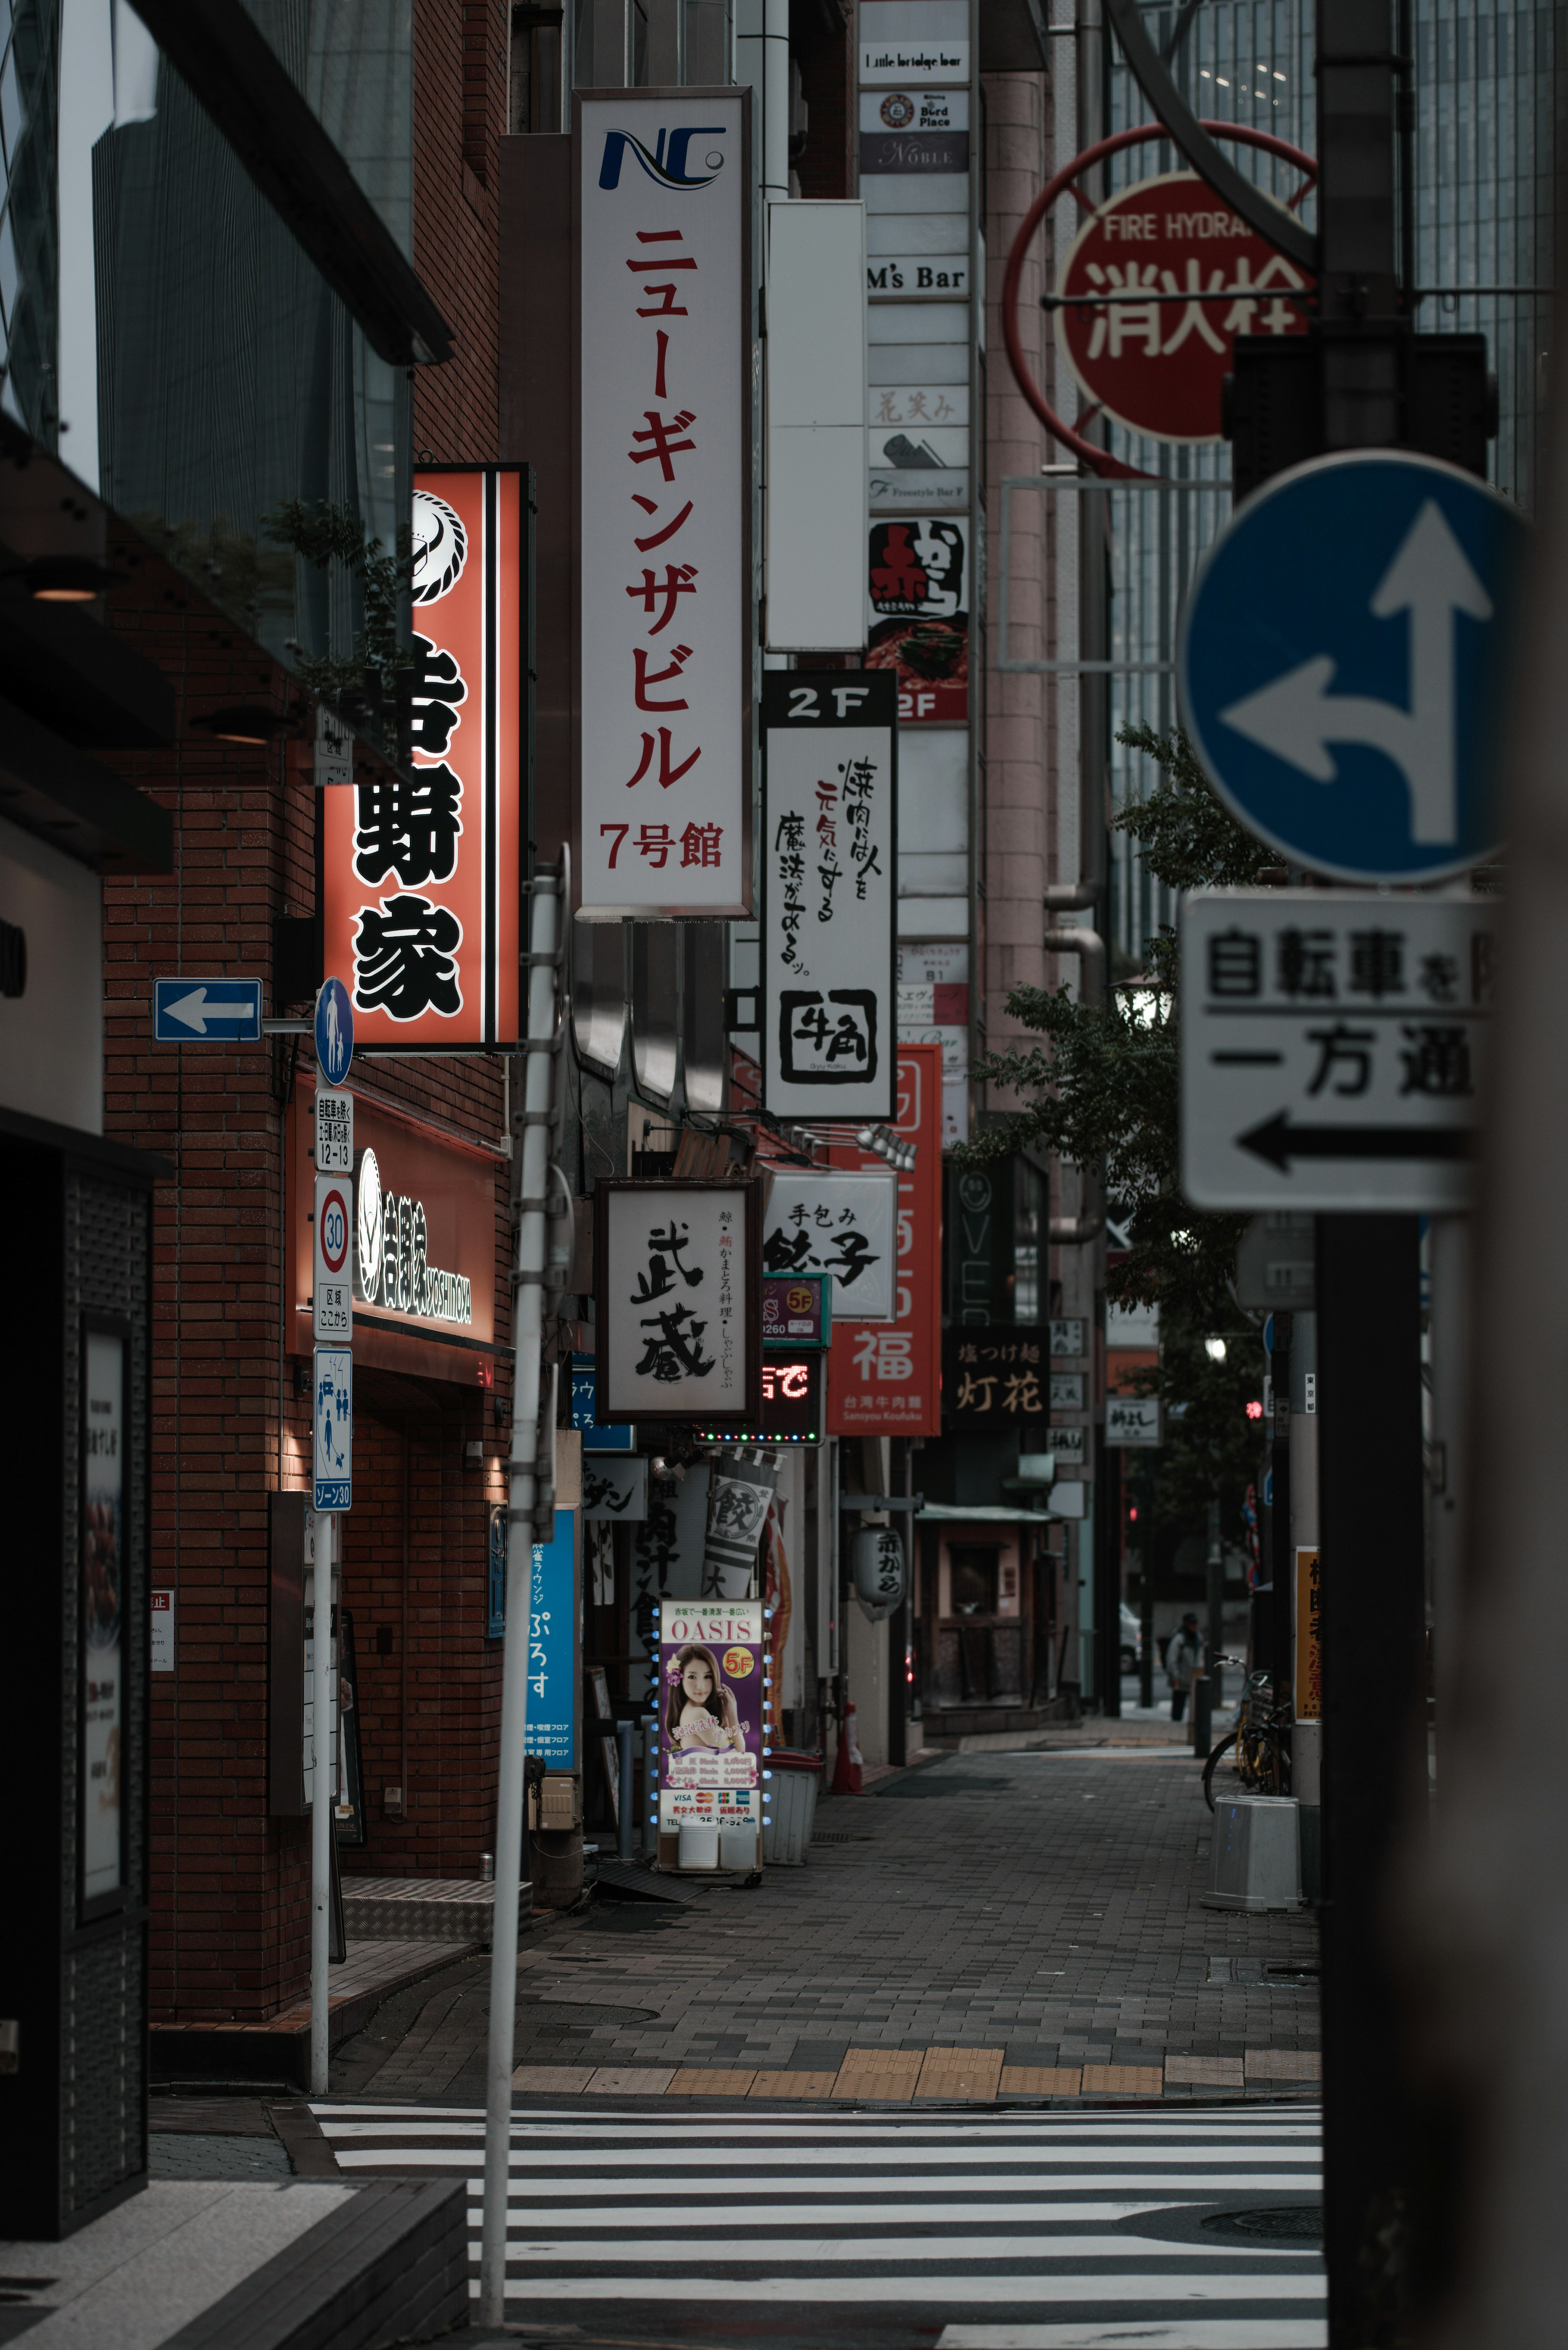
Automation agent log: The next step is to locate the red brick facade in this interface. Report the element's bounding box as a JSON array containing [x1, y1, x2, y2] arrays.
[[414, 0, 508, 462]]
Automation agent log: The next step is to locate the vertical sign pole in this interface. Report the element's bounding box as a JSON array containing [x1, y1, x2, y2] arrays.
[[310, 1511, 334, 2098], [478, 865, 563, 2326], [1269, 1316, 1293, 1702]]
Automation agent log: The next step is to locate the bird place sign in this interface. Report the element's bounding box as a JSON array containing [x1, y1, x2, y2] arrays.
[[321, 468, 525, 1048], [577, 91, 752, 918], [595, 1177, 763, 1425]]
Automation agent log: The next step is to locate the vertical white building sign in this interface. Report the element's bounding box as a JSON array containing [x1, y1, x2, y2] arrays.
[[578, 93, 752, 917]]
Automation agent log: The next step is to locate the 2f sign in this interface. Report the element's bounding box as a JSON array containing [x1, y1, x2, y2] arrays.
[[314, 1174, 354, 1340]]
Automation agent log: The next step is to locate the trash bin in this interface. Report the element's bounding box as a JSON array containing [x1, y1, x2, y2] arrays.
[[764, 1748, 823, 1865], [1203, 1794, 1303, 1911], [678, 1822, 719, 1870]]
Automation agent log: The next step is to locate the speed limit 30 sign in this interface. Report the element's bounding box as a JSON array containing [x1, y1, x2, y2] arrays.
[[314, 1172, 354, 1341]]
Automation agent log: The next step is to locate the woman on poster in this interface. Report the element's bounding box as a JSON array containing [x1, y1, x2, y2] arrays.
[[666, 1642, 749, 1755]]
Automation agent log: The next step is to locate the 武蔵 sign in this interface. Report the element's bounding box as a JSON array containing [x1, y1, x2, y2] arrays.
[[596, 1177, 762, 1425], [578, 91, 752, 917]]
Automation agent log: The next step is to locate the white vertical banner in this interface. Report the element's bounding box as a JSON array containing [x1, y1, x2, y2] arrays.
[[761, 669, 897, 1120], [578, 91, 753, 917]]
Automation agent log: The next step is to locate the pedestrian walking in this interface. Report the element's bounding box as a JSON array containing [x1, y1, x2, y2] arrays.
[[1165, 1611, 1203, 1722]]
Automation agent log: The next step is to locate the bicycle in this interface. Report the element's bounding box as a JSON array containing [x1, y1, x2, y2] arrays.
[[1203, 1664, 1292, 1811]]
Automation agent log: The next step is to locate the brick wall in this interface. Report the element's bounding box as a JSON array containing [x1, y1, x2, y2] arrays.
[[100, 568, 514, 2024], [414, 0, 508, 462]]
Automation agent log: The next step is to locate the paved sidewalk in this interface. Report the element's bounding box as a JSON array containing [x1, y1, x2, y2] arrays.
[[332, 1744, 1318, 2107]]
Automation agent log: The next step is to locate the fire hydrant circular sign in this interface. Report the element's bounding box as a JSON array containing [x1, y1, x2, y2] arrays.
[[1056, 172, 1312, 445]]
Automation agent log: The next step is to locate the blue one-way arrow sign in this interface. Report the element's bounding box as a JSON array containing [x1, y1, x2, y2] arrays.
[[1179, 450, 1528, 884], [153, 978, 263, 1041]]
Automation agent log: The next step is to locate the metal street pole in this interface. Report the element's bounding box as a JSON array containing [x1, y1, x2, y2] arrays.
[[309, 1511, 334, 2098], [477, 860, 566, 2327], [1205, 1497, 1224, 1708], [1270, 1312, 1293, 1701]]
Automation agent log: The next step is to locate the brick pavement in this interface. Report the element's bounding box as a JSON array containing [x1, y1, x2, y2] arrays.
[[331, 1747, 1318, 2105]]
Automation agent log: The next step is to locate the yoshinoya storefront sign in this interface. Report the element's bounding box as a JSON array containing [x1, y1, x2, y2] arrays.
[[577, 90, 752, 918], [289, 1077, 498, 1380]]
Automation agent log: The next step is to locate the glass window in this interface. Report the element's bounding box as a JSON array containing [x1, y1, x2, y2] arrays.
[[949, 1545, 999, 1617]]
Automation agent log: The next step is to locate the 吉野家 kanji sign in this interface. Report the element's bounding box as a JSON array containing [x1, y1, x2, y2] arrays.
[[578, 91, 751, 917], [1180, 890, 1498, 1212], [322, 468, 525, 1048], [761, 671, 897, 1123], [826, 1043, 943, 1436], [595, 1177, 763, 1425], [1056, 172, 1312, 445]]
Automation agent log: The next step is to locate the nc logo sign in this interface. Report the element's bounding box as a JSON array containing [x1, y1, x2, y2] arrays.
[[599, 126, 727, 190]]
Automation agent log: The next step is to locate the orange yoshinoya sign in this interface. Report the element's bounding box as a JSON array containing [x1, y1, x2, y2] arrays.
[[322, 467, 524, 1048]]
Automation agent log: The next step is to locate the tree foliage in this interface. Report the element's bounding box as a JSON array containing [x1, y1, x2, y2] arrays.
[[264, 499, 412, 702], [958, 722, 1270, 1532]]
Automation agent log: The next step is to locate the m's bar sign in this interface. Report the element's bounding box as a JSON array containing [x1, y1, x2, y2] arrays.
[[761, 671, 897, 1121], [578, 91, 752, 917], [595, 1177, 763, 1425]]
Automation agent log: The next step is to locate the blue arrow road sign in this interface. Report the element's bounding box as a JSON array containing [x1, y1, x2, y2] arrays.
[[1179, 450, 1528, 883], [153, 978, 262, 1041], [315, 976, 354, 1087]]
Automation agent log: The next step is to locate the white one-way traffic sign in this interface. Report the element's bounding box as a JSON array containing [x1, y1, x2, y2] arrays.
[[1180, 890, 1498, 1212], [153, 978, 263, 1041]]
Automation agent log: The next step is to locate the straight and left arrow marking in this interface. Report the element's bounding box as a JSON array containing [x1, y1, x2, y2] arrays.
[[162, 985, 255, 1034], [1238, 1111, 1476, 1172]]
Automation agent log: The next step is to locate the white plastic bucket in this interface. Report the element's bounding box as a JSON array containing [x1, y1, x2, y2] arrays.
[[677, 1822, 720, 1871]]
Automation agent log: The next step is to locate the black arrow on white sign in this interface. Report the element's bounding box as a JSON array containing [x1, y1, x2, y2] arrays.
[[1238, 1112, 1477, 1173]]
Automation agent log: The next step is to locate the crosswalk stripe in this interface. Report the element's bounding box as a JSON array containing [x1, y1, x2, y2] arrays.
[[475, 2276, 1327, 2303], [309, 2103, 1323, 2328]]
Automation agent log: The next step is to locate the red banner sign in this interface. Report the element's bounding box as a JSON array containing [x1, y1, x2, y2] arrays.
[[322, 466, 523, 1048], [826, 1041, 942, 1435], [1056, 171, 1311, 445]]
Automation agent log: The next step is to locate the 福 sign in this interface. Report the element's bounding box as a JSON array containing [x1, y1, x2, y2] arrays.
[[761, 671, 897, 1123], [1056, 172, 1312, 444], [322, 467, 525, 1047], [578, 91, 751, 917], [596, 1177, 762, 1424], [827, 1043, 943, 1436]]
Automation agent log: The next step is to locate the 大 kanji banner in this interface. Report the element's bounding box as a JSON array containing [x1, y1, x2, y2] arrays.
[[826, 1042, 943, 1436], [577, 90, 752, 917], [322, 467, 524, 1048]]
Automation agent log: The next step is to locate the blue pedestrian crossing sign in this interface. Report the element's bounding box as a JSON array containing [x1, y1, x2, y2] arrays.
[[315, 976, 354, 1086], [153, 977, 262, 1041], [313, 1345, 353, 1512], [1179, 450, 1528, 884]]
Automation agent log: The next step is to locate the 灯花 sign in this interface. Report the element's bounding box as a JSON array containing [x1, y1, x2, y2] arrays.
[[1106, 1396, 1162, 1446], [942, 1327, 1047, 1428], [578, 92, 751, 917], [322, 468, 525, 1045], [596, 1177, 762, 1424], [762, 1168, 897, 1322], [1180, 891, 1497, 1212], [761, 671, 897, 1123], [1056, 172, 1312, 446]]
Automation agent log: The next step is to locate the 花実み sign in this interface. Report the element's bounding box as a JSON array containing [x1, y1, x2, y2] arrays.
[[596, 1178, 762, 1424], [761, 671, 897, 1124], [1056, 172, 1312, 445], [578, 93, 751, 916], [1181, 890, 1497, 1212]]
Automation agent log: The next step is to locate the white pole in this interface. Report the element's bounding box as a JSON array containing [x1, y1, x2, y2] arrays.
[[478, 865, 563, 2325], [309, 1511, 334, 2098]]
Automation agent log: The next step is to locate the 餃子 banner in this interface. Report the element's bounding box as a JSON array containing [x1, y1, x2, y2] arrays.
[[595, 1177, 763, 1424], [322, 468, 524, 1048], [827, 1042, 943, 1436], [761, 671, 897, 1123], [578, 91, 752, 916], [656, 1599, 765, 1851]]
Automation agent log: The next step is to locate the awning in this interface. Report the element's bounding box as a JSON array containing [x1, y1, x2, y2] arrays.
[[916, 1504, 1056, 1523]]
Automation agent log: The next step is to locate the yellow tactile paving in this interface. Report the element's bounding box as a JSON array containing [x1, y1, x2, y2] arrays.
[[831, 2048, 925, 2101], [1080, 2064, 1163, 2096], [587, 2065, 677, 2094], [915, 2047, 1004, 2101], [746, 2070, 841, 2098], [668, 2068, 757, 2095], [999, 2065, 1084, 2096]]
